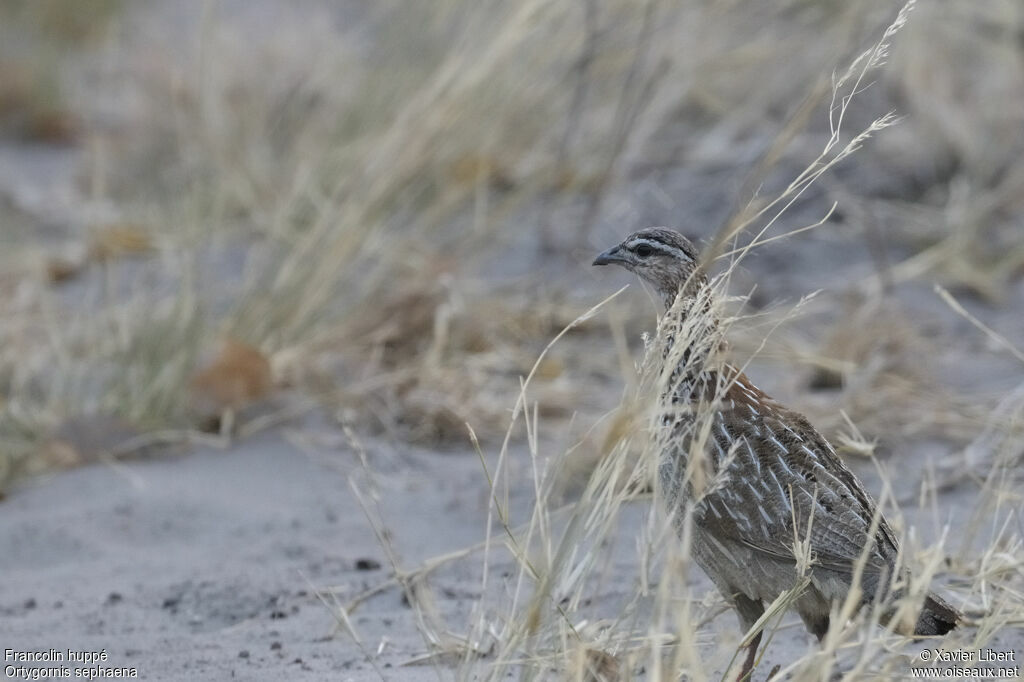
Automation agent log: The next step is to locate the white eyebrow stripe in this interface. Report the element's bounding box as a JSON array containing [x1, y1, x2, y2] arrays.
[[625, 238, 693, 261]]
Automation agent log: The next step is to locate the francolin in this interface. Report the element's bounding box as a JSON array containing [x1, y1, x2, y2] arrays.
[[593, 228, 958, 681]]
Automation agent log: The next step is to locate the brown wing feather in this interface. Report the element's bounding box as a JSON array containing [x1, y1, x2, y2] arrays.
[[692, 369, 901, 575]]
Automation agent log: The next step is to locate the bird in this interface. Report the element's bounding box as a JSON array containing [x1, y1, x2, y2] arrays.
[[592, 227, 958, 681]]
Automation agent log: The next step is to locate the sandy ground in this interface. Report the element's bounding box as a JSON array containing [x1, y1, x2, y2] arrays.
[[2, 424, 1005, 681], [0, 431, 494, 681]]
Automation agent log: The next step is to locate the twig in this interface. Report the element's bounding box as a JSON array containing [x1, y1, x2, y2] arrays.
[[935, 285, 1024, 365]]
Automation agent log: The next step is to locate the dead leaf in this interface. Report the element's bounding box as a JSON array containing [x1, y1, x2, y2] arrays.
[[190, 338, 274, 415], [37, 415, 142, 470], [88, 224, 153, 262], [37, 440, 83, 469], [574, 648, 622, 682], [25, 109, 78, 144], [447, 153, 516, 191], [45, 256, 84, 283]]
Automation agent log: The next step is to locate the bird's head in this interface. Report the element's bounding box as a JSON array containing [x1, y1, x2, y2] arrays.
[[592, 227, 705, 307]]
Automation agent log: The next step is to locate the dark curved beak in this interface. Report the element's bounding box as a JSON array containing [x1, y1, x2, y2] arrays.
[[592, 246, 625, 266]]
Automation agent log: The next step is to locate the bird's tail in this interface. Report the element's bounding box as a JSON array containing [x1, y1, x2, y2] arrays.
[[913, 592, 960, 636], [881, 588, 959, 637]]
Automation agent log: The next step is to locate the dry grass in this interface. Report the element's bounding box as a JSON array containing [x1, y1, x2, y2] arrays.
[[0, 0, 1021, 674], [0, 0, 1019, 481], [306, 5, 1023, 679]]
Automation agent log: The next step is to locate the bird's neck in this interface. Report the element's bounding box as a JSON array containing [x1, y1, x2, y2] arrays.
[[657, 285, 725, 401]]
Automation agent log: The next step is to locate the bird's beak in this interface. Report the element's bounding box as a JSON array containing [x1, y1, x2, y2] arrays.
[[592, 246, 625, 266]]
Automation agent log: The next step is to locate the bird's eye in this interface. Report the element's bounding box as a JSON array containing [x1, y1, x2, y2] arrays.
[[634, 244, 654, 258]]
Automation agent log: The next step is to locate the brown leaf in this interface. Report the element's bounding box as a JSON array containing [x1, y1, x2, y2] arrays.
[[37, 440, 83, 469], [45, 256, 84, 283], [37, 415, 142, 470], [190, 338, 274, 415], [447, 154, 516, 191], [88, 224, 153, 262], [25, 110, 78, 144], [575, 648, 622, 682]]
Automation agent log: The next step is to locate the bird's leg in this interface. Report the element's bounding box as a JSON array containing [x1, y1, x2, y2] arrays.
[[732, 593, 765, 682], [737, 630, 762, 682]]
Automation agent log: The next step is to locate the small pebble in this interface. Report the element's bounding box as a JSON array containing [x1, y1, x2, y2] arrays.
[[355, 558, 381, 571]]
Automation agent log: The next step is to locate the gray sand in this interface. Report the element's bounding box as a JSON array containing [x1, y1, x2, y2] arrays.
[[0, 433, 492, 680], [3, 427, 1001, 680]]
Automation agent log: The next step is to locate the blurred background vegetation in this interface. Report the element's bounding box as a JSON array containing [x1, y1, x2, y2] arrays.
[[0, 0, 1021, 490]]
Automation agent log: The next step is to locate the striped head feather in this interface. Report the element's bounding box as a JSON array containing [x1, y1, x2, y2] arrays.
[[593, 227, 705, 308]]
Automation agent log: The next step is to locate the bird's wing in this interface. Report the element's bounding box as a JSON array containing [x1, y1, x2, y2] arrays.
[[693, 403, 900, 576]]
